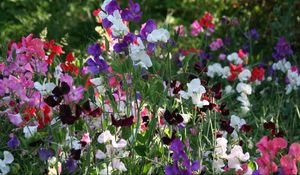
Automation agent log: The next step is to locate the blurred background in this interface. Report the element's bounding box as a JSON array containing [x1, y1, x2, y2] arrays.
[[0, 0, 299, 56]]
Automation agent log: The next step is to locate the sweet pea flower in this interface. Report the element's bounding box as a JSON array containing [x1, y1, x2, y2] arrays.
[[107, 10, 129, 37], [179, 78, 209, 108], [147, 28, 170, 43], [129, 37, 152, 68], [227, 52, 243, 65], [238, 69, 251, 82], [236, 82, 252, 95], [0, 151, 14, 175], [23, 125, 38, 138]]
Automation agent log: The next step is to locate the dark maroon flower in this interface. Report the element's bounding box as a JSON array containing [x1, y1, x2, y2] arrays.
[[70, 149, 81, 160], [164, 109, 183, 125], [211, 83, 222, 99], [220, 118, 234, 134], [240, 124, 253, 133], [111, 114, 134, 127], [44, 82, 70, 107], [80, 100, 102, 117], [59, 104, 81, 125]]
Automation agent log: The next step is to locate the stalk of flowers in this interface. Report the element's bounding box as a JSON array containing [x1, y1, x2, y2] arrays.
[[96, 130, 128, 174], [212, 137, 253, 174], [165, 138, 201, 175]]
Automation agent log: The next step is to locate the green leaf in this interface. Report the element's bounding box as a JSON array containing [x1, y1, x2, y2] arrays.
[[134, 145, 147, 157]]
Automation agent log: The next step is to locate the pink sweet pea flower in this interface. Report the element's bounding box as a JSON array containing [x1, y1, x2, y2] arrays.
[[81, 133, 92, 145], [191, 20, 203, 36], [280, 155, 298, 175], [289, 143, 300, 161]]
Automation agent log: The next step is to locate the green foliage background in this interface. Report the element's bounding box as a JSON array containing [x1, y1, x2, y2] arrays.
[[0, 0, 299, 56]]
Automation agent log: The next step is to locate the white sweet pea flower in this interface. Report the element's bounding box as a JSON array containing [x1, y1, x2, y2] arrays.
[[66, 135, 82, 150], [34, 81, 56, 95], [215, 138, 228, 158], [227, 145, 250, 170], [97, 130, 113, 143], [212, 159, 225, 173], [90, 77, 106, 94], [95, 150, 106, 160], [237, 93, 250, 107], [181, 113, 191, 124], [129, 37, 152, 68], [0, 151, 14, 175], [238, 69, 251, 82], [272, 59, 291, 73], [207, 63, 231, 79], [107, 10, 129, 37], [111, 158, 127, 172], [230, 115, 246, 130], [207, 63, 223, 78], [98, 11, 108, 19], [112, 139, 127, 149], [236, 82, 252, 95], [23, 125, 38, 138], [99, 166, 113, 175], [179, 78, 209, 108], [224, 85, 234, 94], [147, 28, 170, 43], [227, 52, 243, 65], [285, 69, 300, 94]]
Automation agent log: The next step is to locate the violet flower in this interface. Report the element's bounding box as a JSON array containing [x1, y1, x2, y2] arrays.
[[7, 134, 20, 149], [87, 43, 102, 59], [39, 148, 54, 161], [272, 37, 293, 61], [86, 57, 109, 74], [140, 19, 157, 40], [121, 0, 142, 22], [104, 0, 120, 15], [66, 158, 77, 173], [244, 28, 259, 40], [165, 139, 200, 175]]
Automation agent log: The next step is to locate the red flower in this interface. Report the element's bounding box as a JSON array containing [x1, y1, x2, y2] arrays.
[[37, 105, 52, 129], [250, 67, 265, 81], [66, 52, 74, 62], [228, 63, 243, 81], [44, 40, 64, 55], [199, 12, 214, 29]]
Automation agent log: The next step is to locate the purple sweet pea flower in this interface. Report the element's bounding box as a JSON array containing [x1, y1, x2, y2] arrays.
[[244, 28, 259, 40], [252, 170, 260, 175], [272, 37, 293, 61], [113, 42, 128, 53], [102, 18, 112, 28], [86, 57, 109, 74], [121, 0, 142, 22], [66, 158, 77, 173], [7, 134, 20, 149], [140, 19, 157, 40], [166, 139, 201, 175], [105, 0, 120, 15], [87, 43, 102, 59], [39, 148, 54, 161]]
